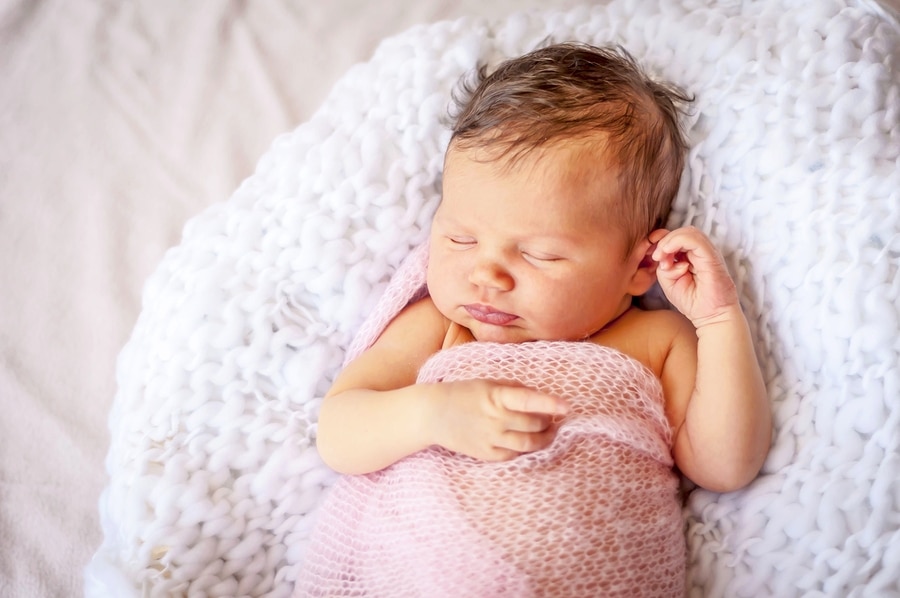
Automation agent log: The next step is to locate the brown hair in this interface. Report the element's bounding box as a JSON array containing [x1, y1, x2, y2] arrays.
[[448, 42, 693, 252]]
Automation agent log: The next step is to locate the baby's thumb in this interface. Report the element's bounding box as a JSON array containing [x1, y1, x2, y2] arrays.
[[502, 387, 569, 416]]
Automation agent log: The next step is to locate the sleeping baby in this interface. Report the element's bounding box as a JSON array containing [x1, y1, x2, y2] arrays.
[[296, 42, 771, 597]]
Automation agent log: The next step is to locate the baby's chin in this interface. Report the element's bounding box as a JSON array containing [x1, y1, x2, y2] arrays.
[[467, 322, 543, 344], [471, 324, 600, 344]]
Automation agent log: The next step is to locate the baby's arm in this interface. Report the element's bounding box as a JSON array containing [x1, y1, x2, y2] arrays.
[[316, 298, 568, 475], [652, 227, 772, 492]]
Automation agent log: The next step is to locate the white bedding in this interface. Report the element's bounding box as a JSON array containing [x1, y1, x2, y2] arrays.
[[3, 1, 899, 597], [0, 2, 589, 596]]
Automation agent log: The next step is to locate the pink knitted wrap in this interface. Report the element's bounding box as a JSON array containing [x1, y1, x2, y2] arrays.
[[297, 244, 686, 597]]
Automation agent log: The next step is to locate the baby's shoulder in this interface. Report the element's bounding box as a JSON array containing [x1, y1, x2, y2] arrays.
[[595, 307, 695, 377], [632, 307, 696, 355], [380, 296, 450, 353], [632, 306, 693, 336]]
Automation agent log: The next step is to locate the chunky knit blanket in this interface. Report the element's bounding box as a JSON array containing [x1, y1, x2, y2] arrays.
[[86, 1, 900, 597], [297, 245, 685, 597]]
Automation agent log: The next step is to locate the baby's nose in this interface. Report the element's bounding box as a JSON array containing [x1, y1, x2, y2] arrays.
[[468, 259, 514, 291]]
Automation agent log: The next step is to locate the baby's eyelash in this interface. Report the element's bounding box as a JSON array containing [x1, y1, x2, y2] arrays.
[[448, 236, 476, 245], [522, 251, 563, 263]]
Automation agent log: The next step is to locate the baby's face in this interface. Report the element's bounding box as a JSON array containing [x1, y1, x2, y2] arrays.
[[427, 141, 648, 343]]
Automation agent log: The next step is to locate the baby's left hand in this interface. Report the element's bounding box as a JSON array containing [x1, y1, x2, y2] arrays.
[[650, 226, 740, 327]]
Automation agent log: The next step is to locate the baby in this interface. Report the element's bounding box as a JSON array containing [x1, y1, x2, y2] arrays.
[[297, 43, 771, 597]]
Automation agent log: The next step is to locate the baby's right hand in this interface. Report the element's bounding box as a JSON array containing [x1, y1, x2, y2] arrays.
[[426, 379, 569, 461]]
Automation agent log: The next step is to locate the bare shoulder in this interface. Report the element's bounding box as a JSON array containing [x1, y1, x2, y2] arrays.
[[597, 307, 698, 433], [367, 296, 449, 360], [643, 307, 696, 347], [328, 296, 449, 396], [595, 307, 696, 379], [627, 306, 692, 333]]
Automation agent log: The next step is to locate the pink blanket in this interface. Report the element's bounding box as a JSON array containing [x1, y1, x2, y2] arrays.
[[297, 246, 685, 597]]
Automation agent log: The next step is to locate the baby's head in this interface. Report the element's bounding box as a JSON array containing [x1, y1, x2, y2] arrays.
[[447, 42, 692, 253], [427, 43, 692, 343]]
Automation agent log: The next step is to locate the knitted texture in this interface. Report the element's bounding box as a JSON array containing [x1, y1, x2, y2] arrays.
[[86, 2, 900, 597], [298, 342, 683, 597], [302, 241, 683, 595]]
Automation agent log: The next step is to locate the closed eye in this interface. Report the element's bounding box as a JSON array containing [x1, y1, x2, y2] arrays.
[[448, 236, 476, 247], [522, 251, 563, 263]]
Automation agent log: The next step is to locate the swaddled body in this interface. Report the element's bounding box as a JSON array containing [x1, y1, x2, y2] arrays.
[[299, 341, 684, 597], [302, 42, 770, 598]]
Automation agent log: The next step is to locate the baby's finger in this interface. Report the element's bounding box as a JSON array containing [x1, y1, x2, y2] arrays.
[[482, 446, 520, 462], [497, 386, 569, 416], [653, 227, 715, 261], [657, 258, 691, 277], [496, 428, 558, 455], [504, 411, 553, 433], [648, 228, 670, 244]]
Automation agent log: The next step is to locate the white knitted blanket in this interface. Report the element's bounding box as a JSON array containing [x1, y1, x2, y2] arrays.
[[86, 1, 900, 596]]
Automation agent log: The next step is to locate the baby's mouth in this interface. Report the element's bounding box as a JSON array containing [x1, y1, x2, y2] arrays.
[[464, 304, 518, 326]]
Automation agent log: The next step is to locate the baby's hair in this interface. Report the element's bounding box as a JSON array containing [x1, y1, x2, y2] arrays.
[[448, 42, 693, 252]]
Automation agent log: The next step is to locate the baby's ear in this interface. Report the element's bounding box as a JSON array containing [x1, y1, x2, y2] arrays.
[[627, 238, 660, 296]]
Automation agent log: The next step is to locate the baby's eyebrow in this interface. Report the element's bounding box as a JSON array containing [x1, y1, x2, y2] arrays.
[[432, 211, 474, 229], [520, 230, 581, 244]]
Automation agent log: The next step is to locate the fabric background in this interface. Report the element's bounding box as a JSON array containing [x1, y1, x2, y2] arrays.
[[0, 2, 591, 596]]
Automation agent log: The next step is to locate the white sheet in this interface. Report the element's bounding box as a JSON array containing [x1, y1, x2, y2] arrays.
[[0, 2, 592, 596]]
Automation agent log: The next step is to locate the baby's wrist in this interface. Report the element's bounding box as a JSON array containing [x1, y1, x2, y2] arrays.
[[691, 304, 747, 335], [417, 383, 449, 449]]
